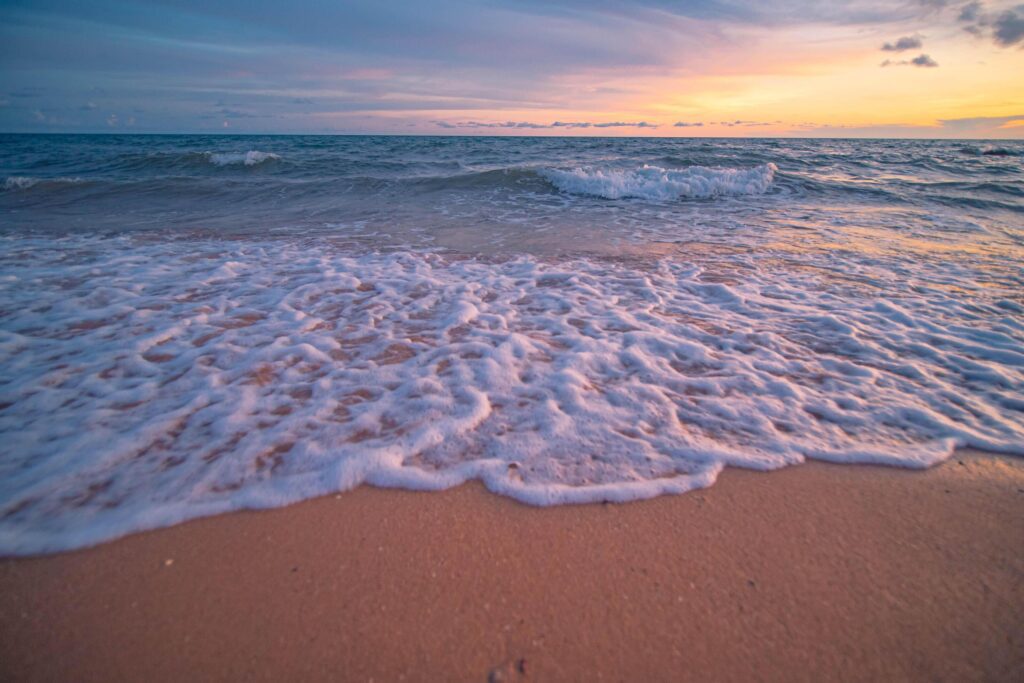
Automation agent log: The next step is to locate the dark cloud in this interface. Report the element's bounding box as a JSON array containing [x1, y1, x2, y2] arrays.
[[881, 35, 923, 51], [454, 121, 551, 129], [551, 121, 659, 128], [992, 6, 1024, 45], [713, 120, 780, 127], [592, 121, 658, 128], [881, 53, 939, 66], [453, 120, 554, 129], [674, 121, 704, 127], [958, 1, 982, 21], [957, 2, 1024, 47]]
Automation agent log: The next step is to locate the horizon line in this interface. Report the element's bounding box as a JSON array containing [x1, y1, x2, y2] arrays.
[[1, 131, 1021, 142]]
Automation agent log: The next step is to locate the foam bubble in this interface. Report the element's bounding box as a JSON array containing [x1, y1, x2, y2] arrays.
[[0, 234, 1021, 554], [540, 163, 777, 200]]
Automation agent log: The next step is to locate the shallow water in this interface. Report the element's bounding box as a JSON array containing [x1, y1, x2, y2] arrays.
[[1, 134, 1022, 553]]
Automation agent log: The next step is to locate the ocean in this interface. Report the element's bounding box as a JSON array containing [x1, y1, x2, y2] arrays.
[[1, 134, 1022, 554]]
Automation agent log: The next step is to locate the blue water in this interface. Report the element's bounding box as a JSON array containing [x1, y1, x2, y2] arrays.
[[1, 135, 1022, 554], [2, 135, 1021, 253]]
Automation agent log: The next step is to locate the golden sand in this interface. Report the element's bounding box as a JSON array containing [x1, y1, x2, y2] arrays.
[[1, 451, 1021, 682]]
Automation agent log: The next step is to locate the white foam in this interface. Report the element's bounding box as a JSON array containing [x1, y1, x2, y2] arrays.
[[205, 150, 281, 166], [979, 145, 1019, 156], [4, 176, 38, 190], [3, 176, 83, 191], [540, 163, 777, 200], [0, 235, 1021, 555]]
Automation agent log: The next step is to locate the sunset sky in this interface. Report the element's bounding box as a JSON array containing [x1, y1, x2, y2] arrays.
[[2, 0, 1023, 137]]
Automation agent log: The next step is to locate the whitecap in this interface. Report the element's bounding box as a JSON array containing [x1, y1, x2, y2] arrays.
[[205, 150, 281, 166], [3, 176, 84, 191], [540, 163, 777, 200]]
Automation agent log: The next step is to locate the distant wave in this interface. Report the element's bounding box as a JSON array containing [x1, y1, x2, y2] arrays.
[[539, 163, 777, 200], [87, 149, 285, 173], [960, 144, 1021, 157], [409, 167, 542, 192], [3, 176, 85, 192], [204, 150, 281, 167]]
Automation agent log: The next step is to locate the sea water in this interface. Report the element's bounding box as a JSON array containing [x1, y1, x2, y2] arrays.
[[1, 134, 1021, 554]]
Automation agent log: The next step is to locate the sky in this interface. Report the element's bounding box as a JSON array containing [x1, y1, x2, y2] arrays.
[[1, 0, 1023, 137]]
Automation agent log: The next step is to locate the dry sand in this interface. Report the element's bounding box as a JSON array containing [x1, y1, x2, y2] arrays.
[[1, 450, 1022, 682]]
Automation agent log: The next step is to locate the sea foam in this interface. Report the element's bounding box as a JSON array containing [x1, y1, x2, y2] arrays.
[[540, 163, 777, 200], [3, 176, 84, 191], [0, 234, 1021, 555], [205, 150, 281, 166], [3, 176, 39, 191]]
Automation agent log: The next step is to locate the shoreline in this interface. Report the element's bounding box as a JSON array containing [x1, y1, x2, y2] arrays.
[[2, 451, 1022, 681]]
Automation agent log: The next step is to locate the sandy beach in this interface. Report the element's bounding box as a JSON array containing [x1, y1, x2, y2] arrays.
[[1, 450, 1021, 682], [4, 2, 1024, 680]]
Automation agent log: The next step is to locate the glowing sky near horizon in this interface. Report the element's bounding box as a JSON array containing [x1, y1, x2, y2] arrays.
[[1, 0, 1023, 137]]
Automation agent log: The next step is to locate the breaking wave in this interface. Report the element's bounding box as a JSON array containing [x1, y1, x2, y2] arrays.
[[540, 163, 777, 200], [204, 150, 281, 167], [960, 144, 1021, 157], [3, 176, 86, 192]]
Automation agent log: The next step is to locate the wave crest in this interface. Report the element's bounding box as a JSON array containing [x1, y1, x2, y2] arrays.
[[540, 163, 777, 200], [3, 176, 85, 192], [960, 144, 1020, 157], [204, 150, 281, 167]]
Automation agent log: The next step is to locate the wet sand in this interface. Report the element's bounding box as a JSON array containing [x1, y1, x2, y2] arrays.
[[1, 451, 1022, 682]]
